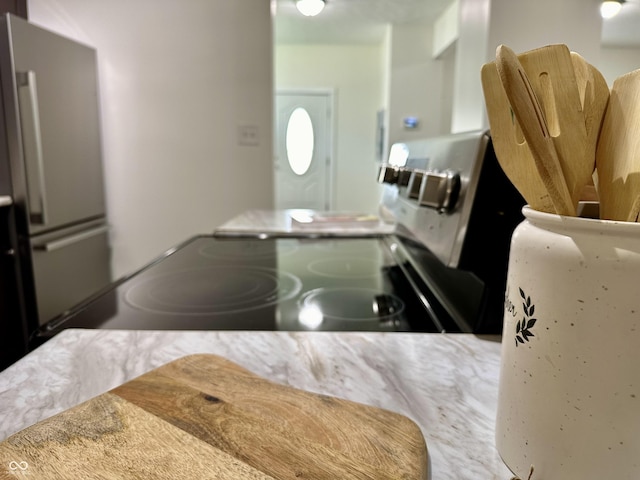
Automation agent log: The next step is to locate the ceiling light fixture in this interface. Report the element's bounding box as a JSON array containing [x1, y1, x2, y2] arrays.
[[296, 0, 325, 17], [600, 0, 625, 19]]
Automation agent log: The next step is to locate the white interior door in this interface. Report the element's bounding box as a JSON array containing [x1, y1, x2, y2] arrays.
[[274, 91, 332, 210]]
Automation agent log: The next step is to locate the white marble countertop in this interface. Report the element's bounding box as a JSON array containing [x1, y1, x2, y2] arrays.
[[215, 209, 396, 236], [0, 329, 513, 479]]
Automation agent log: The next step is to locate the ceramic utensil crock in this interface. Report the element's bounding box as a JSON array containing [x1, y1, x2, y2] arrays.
[[497, 206, 640, 479]]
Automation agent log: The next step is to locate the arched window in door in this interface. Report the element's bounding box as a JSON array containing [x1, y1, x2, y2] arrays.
[[285, 107, 314, 175]]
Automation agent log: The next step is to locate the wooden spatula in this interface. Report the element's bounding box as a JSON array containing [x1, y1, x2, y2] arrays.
[[495, 44, 575, 216], [570, 52, 609, 161], [596, 69, 640, 221], [571, 52, 610, 202], [481, 61, 556, 214], [515, 44, 589, 213]]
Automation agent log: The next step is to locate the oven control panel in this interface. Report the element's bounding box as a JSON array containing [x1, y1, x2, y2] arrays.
[[377, 164, 460, 214], [377, 130, 490, 268]]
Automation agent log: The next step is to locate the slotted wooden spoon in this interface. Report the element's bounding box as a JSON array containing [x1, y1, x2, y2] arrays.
[[481, 60, 556, 213], [571, 52, 610, 203], [515, 44, 589, 213], [596, 69, 640, 221], [495, 44, 575, 216], [570, 52, 609, 162]]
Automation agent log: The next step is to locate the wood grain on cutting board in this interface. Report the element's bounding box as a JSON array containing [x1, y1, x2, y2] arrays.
[[0, 354, 428, 479]]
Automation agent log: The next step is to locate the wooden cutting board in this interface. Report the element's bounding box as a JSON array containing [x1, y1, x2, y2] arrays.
[[0, 354, 428, 479]]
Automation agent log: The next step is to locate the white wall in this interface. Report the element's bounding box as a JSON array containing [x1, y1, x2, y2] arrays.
[[387, 22, 451, 143], [27, 0, 274, 279], [275, 43, 384, 212], [598, 47, 640, 85], [452, 0, 604, 133]]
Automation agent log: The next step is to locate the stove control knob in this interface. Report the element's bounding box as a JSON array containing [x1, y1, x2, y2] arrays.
[[441, 170, 461, 212], [397, 168, 412, 187], [377, 164, 399, 184], [406, 170, 425, 199], [418, 170, 461, 213]]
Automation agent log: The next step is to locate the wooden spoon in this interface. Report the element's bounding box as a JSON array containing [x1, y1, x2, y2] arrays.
[[515, 44, 589, 212], [481, 61, 556, 213], [596, 69, 640, 221], [495, 44, 575, 216]]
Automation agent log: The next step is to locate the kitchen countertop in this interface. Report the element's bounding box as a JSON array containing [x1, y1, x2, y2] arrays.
[[0, 196, 12, 207], [215, 209, 396, 236], [0, 329, 513, 479]]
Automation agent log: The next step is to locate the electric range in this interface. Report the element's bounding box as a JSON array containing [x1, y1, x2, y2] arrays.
[[32, 129, 525, 344]]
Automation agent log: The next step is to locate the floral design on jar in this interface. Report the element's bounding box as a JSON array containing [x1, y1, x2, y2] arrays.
[[515, 288, 537, 346]]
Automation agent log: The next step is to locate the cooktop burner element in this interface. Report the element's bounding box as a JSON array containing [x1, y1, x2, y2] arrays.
[[297, 287, 404, 326], [124, 266, 302, 315]]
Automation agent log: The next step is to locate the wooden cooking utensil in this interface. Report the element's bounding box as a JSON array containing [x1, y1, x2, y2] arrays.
[[596, 69, 640, 221], [571, 52, 610, 203], [570, 52, 609, 161], [628, 194, 640, 222], [481, 61, 556, 213], [516, 44, 590, 212], [495, 44, 575, 216], [0, 354, 428, 479]]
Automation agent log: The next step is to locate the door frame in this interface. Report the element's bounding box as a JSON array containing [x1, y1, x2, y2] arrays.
[[275, 88, 335, 210]]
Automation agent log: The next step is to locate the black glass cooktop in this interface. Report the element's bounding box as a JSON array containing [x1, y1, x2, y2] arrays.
[[36, 235, 443, 338]]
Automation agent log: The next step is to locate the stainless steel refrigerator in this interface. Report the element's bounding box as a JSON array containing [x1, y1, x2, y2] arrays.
[[0, 13, 111, 334]]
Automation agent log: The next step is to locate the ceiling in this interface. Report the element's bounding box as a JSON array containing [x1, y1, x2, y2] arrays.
[[273, 0, 452, 45], [274, 0, 640, 48]]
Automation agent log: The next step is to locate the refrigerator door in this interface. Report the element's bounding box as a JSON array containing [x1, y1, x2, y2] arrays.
[[29, 219, 111, 326], [1, 14, 106, 234]]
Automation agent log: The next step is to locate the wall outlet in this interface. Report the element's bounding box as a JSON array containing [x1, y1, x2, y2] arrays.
[[238, 125, 259, 146]]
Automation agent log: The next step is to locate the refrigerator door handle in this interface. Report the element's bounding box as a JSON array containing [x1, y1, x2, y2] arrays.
[[33, 225, 109, 252], [16, 70, 48, 225]]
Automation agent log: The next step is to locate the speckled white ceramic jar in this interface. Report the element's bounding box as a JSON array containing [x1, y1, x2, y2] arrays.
[[496, 206, 640, 479]]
